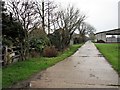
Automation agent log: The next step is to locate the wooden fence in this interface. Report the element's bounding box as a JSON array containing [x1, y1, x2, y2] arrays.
[[2, 46, 21, 66]]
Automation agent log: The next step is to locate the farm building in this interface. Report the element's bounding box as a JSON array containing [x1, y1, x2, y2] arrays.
[[95, 28, 120, 43]]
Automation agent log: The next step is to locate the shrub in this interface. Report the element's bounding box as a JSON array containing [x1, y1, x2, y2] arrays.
[[43, 46, 58, 57], [29, 37, 50, 53], [96, 40, 105, 43], [30, 49, 40, 57]]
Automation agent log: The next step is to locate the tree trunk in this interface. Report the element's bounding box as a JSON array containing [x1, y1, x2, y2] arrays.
[[20, 42, 25, 61], [48, 1, 50, 34], [42, 1, 45, 33]]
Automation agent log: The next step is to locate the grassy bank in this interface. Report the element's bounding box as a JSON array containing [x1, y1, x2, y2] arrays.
[[2, 44, 82, 88], [95, 43, 120, 74]]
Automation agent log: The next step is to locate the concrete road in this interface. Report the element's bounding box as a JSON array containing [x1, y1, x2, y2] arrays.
[[30, 41, 118, 88]]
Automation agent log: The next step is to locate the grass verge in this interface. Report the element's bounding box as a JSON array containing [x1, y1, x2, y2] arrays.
[[95, 43, 120, 74], [2, 44, 82, 88]]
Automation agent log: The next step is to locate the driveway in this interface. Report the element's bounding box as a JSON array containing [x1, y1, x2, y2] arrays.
[[30, 41, 118, 88]]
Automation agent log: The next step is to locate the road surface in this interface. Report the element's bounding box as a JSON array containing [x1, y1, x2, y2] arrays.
[[29, 41, 118, 88]]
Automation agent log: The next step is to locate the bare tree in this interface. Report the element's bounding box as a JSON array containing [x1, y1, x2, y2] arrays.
[[35, 0, 57, 34], [7, 0, 37, 60], [46, 0, 57, 34], [78, 22, 96, 42], [52, 5, 86, 48], [86, 23, 96, 41]]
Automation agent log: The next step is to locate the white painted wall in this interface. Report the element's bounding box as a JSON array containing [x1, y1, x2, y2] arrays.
[[95, 33, 106, 42]]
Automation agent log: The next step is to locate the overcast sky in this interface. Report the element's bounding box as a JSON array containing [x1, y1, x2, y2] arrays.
[[54, 0, 119, 33]]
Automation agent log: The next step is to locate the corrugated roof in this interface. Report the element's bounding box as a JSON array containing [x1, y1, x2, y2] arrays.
[[95, 28, 120, 35]]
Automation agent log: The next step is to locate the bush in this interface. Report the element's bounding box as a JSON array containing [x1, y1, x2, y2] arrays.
[[29, 37, 50, 53], [43, 46, 58, 57], [30, 49, 40, 57], [48, 30, 62, 50], [96, 40, 105, 43]]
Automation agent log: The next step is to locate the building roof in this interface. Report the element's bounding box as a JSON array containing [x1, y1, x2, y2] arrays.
[[95, 28, 120, 35]]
